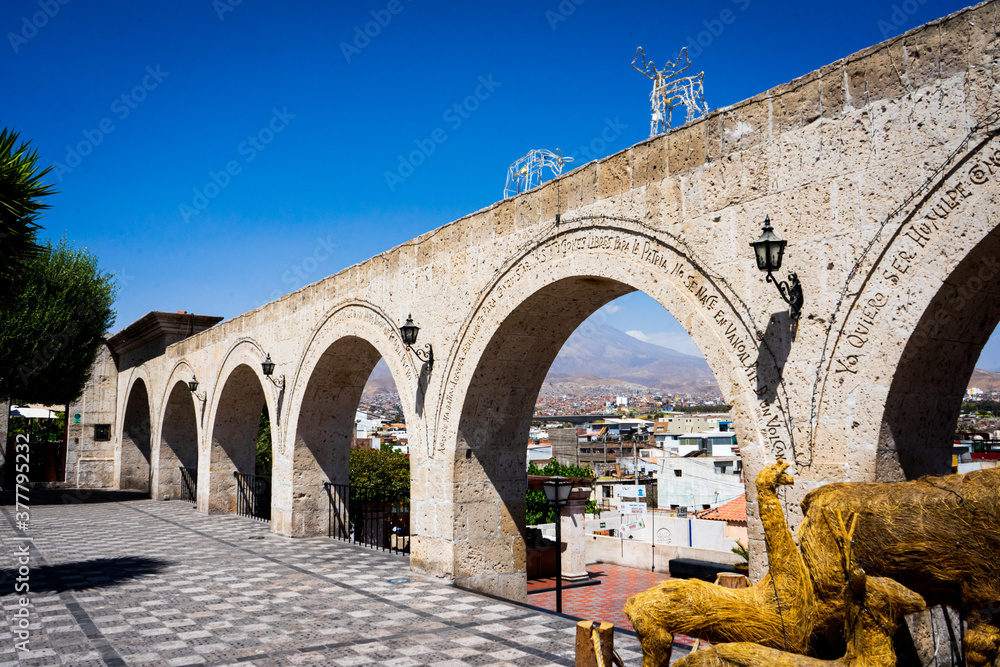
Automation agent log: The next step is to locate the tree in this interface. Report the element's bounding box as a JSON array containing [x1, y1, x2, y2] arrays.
[[0, 238, 116, 404], [349, 447, 409, 488], [0, 127, 56, 304], [256, 405, 272, 475], [526, 460, 595, 525]]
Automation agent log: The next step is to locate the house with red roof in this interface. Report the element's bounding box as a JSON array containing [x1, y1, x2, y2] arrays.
[[696, 493, 748, 543]]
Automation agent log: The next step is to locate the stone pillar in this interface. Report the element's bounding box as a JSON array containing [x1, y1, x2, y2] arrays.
[[560, 488, 591, 582]]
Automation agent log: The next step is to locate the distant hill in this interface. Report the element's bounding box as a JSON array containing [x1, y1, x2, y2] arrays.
[[363, 359, 396, 399], [544, 321, 718, 395], [361, 321, 720, 399], [969, 368, 1000, 393]]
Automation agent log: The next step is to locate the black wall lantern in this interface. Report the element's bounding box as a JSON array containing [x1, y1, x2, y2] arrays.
[[750, 216, 804, 321], [260, 353, 285, 391], [400, 314, 433, 371], [261, 354, 276, 376], [188, 375, 206, 403]]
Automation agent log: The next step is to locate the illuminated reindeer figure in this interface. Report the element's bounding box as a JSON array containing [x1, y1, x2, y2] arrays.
[[673, 511, 926, 667], [631, 46, 708, 137]]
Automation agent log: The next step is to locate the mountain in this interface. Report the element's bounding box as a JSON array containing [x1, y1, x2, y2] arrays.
[[543, 321, 718, 395], [969, 368, 1000, 393], [362, 321, 719, 399]]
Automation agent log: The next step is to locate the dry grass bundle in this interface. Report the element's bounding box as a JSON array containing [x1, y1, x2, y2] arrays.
[[625, 463, 1000, 667], [671, 511, 925, 667]]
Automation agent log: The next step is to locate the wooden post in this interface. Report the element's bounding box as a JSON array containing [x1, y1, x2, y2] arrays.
[[576, 621, 614, 667], [715, 572, 749, 589]]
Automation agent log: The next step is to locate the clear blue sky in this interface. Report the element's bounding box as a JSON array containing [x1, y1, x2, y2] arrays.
[[7, 0, 998, 369]]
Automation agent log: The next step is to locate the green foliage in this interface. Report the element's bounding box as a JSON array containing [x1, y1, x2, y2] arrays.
[[256, 406, 272, 475], [0, 127, 56, 305], [959, 399, 999, 419], [671, 404, 731, 413], [962, 400, 1000, 415], [526, 460, 595, 525], [527, 460, 595, 478], [349, 447, 409, 489], [732, 538, 750, 571], [7, 412, 65, 442], [0, 238, 117, 404]]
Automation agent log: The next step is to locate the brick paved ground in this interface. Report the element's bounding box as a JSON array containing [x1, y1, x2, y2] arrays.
[[0, 491, 655, 667], [526, 564, 698, 652]]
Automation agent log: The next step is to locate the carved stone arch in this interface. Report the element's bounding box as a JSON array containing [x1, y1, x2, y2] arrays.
[[202, 338, 279, 516], [204, 338, 280, 441], [155, 360, 202, 502], [276, 301, 422, 537], [809, 120, 1000, 482], [119, 366, 154, 493], [430, 215, 779, 599]]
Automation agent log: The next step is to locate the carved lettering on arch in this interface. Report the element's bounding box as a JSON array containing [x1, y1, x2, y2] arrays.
[[815, 132, 1000, 438], [340, 305, 413, 382], [435, 223, 788, 460]]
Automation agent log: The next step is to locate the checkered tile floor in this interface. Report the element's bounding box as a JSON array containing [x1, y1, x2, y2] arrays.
[[0, 491, 648, 667]]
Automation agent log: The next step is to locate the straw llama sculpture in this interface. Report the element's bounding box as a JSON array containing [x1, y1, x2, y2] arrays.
[[672, 511, 926, 667], [625, 461, 1000, 667]]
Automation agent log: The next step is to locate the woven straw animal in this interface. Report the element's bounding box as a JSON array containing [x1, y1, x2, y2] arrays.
[[672, 511, 925, 667], [625, 462, 1000, 666]]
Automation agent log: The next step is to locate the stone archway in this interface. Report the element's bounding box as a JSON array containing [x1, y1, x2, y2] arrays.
[[807, 122, 1000, 484], [432, 216, 774, 599], [207, 364, 270, 515], [120, 379, 152, 493], [280, 303, 420, 538], [158, 381, 200, 500], [877, 226, 1000, 480]]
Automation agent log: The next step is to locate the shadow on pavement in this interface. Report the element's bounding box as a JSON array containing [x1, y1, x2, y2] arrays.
[[0, 556, 169, 593], [0, 488, 150, 506]]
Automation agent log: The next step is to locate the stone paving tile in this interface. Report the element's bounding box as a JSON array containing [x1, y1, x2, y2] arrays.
[[0, 495, 663, 666]]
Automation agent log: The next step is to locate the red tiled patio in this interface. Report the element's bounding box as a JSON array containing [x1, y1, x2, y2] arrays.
[[526, 563, 699, 649]]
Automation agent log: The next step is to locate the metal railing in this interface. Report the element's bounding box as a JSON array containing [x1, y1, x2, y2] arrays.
[[234, 471, 271, 521], [323, 483, 409, 554], [179, 466, 197, 501]]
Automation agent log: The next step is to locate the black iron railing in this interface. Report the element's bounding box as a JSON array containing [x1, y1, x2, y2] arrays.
[[234, 471, 271, 521], [323, 483, 409, 554], [179, 466, 197, 501]]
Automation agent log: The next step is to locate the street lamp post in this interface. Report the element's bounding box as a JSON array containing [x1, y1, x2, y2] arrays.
[[542, 476, 574, 613]]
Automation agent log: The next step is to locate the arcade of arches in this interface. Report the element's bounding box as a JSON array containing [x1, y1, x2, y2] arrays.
[[84, 3, 1000, 601]]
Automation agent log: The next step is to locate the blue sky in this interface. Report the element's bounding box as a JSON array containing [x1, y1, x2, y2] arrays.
[[6, 0, 998, 370]]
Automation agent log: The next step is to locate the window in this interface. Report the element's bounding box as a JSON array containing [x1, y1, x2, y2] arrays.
[[94, 424, 111, 441], [674, 469, 682, 477]]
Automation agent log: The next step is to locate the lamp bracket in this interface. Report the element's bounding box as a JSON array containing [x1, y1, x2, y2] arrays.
[[266, 374, 286, 390], [192, 390, 207, 403], [766, 271, 804, 320], [407, 343, 434, 372]]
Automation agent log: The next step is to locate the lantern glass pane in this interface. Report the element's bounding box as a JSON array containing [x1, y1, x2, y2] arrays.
[[769, 240, 786, 271], [557, 480, 573, 503], [753, 242, 769, 270], [542, 480, 557, 504]]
